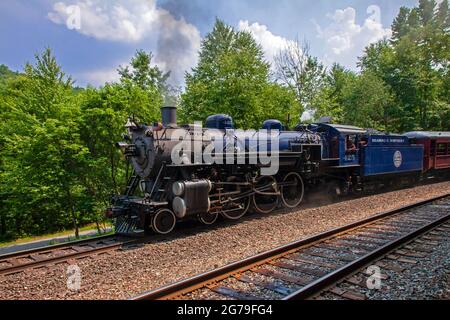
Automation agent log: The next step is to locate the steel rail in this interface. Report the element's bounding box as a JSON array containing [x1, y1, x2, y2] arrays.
[[283, 212, 449, 300], [132, 193, 449, 300], [0, 235, 135, 276], [0, 233, 117, 261]]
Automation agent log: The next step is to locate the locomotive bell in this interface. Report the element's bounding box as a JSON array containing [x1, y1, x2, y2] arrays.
[[125, 118, 138, 133]]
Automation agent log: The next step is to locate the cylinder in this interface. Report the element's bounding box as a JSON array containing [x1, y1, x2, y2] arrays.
[[172, 181, 185, 197], [172, 197, 187, 219], [161, 106, 177, 127]]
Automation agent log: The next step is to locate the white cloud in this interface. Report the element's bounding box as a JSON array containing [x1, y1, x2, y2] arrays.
[[49, 0, 159, 42], [315, 6, 392, 68], [48, 0, 201, 86], [238, 20, 295, 65]]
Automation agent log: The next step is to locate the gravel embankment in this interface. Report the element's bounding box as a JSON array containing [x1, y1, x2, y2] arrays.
[[1, 181, 449, 300]]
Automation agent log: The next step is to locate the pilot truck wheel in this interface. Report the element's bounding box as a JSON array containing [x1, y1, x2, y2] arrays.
[[151, 209, 176, 235]]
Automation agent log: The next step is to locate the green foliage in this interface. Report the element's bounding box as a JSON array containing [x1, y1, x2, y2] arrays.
[[0, 49, 88, 239], [181, 19, 297, 128], [0, 49, 165, 240], [313, 63, 396, 131], [363, 0, 448, 131], [314, 0, 449, 132], [0, 64, 17, 92], [274, 40, 327, 118], [118, 50, 169, 94], [340, 72, 395, 131], [312, 64, 356, 124]]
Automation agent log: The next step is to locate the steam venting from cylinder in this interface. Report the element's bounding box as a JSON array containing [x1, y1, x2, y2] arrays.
[[161, 106, 177, 128]]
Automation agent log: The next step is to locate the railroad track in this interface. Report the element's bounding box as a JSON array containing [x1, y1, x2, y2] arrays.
[[133, 194, 450, 300], [0, 234, 137, 276]]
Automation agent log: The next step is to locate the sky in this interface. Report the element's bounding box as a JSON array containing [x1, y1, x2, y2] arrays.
[[0, 0, 420, 87]]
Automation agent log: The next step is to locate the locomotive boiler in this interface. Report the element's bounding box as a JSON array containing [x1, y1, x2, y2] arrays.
[[109, 107, 322, 235]]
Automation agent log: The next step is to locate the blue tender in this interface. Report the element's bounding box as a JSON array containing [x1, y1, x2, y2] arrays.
[[361, 135, 423, 176]]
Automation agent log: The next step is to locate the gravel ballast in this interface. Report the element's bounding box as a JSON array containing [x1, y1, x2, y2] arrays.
[[318, 223, 449, 300], [0, 181, 449, 300]]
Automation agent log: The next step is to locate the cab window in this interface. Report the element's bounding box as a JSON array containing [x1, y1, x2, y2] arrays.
[[345, 135, 358, 154]]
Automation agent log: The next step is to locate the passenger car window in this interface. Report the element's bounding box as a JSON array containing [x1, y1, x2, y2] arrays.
[[430, 141, 436, 156], [436, 143, 447, 155]]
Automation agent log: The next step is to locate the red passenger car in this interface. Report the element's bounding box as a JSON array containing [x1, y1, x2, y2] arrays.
[[405, 132, 450, 173]]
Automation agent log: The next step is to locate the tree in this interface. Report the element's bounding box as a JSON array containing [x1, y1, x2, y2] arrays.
[[274, 40, 326, 117], [418, 0, 437, 25], [78, 50, 166, 210], [0, 49, 168, 241], [358, 0, 449, 131], [0, 49, 89, 239], [118, 50, 169, 93], [0, 64, 17, 92], [118, 50, 182, 107], [341, 72, 395, 130], [391, 7, 412, 42], [311, 64, 356, 124], [181, 19, 297, 128], [258, 83, 299, 128]]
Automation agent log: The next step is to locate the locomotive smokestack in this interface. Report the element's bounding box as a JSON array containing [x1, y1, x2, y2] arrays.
[[161, 106, 177, 128]]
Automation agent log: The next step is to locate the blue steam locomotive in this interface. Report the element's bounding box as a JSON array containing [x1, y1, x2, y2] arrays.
[[109, 107, 443, 236]]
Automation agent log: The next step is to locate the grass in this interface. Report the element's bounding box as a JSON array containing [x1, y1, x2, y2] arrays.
[[0, 222, 114, 248]]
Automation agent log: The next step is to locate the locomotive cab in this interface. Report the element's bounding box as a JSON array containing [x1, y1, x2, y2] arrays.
[[309, 123, 366, 168]]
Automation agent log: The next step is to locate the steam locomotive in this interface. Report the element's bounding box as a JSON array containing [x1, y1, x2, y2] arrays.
[[109, 107, 322, 235], [108, 107, 450, 235]]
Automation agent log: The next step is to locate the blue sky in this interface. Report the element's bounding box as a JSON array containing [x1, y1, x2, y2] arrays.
[[0, 0, 419, 87]]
